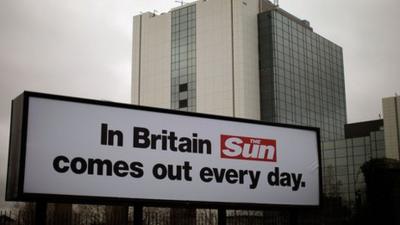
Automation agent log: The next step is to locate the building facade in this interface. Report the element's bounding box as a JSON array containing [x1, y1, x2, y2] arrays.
[[132, 0, 266, 119], [320, 96, 400, 205], [131, 0, 346, 142], [130, 0, 400, 213], [132, 0, 354, 209], [258, 10, 346, 141], [321, 120, 385, 204], [383, 96, 400, 159]]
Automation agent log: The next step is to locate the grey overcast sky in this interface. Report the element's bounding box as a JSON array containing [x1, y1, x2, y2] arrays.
[[0, 0, 399, 208]]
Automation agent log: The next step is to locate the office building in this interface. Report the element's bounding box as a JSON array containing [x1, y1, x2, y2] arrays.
[[131, 0, 346, 142], [131, 0, 352, 209]]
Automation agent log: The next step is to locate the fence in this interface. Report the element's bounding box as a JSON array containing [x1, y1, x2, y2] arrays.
[[0, 201, 351, 225]]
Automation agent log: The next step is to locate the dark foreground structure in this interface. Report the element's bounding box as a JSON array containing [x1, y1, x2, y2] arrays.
[[0, 204, 351, 225]]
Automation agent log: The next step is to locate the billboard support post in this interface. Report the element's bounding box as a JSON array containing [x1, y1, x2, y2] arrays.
[[290, 209, 298, 225], [133, 204, 143, 225], [218, 208, 226, 225], [35, 201, 47, 225]]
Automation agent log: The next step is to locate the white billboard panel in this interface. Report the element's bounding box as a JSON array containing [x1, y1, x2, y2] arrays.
[[7, 92, 321, 207]]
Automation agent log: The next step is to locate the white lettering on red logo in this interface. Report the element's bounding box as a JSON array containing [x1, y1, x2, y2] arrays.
[[220, 135, 276, 162]]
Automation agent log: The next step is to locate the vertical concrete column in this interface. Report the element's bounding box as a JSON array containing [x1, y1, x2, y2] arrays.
[[35, 202, 47, 225]]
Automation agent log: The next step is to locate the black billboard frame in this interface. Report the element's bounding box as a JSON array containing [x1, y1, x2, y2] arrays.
[[6, 91, 323, 210]]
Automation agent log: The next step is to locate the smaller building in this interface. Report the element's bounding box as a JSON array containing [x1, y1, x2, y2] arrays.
[[322, 120, 385, 205], [321, 95, 400, 206]]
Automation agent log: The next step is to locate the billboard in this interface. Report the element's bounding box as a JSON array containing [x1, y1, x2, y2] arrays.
[[7, 92, 321, 207]]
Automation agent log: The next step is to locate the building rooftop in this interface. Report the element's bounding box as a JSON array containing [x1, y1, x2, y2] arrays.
[[135, 0, 312, 31], [345, 119, 384, 139]]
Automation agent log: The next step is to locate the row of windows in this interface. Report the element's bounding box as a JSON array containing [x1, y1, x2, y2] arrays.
[[275, 94, 346, 108], [275, 97, 346, 112], [171, 28, 196, 40], [273, 32, 341, 54], [171, 67, 196, 76], [273, 66, 344, 81], [276, 58, 343, 71], [273, 59, 343, 72], [273, 73, 345, 87], [171, 91, 196, 101], [275, 88, 346, 106], [273, 48, 343, 65], [171, 5, 196, 112], [272, 34, 342, 56], [171, 12, 195, 20], [323, 148, 385, 161], [171, 62, 196, 71], [271, 10, 340, 40], [171, 38, 196, 48], [171, 79, 196, 88], [171, 99, 196, 111], [273, 50, 343, 68], [273, 40, 340, 59], [172, 14, 196, 25], [272, 13, 307, 29], [171, 52, 196, 62], [172, 18, 196, 29], [171, 6, 196, 16], [274, 116, 346, 131], [171, 98, 196, 108], [331, 135, 385, 147], [275, 119, 344, 132], [274, 115, 344, 129], [274, 107, 346, 121], [272, 20, 340, 50], [273, 58, 344, 72], [275, 100, 338, 110], [275, 86, 345, 100], [273, 33, 340, 51], [273, 32, 338, 48], [275, 97, 346, 111], [274, 77, 345, 91], [323, 155, 383, 169], [275, 95, 346, 109], [171, 43, 196, 53], [324, 145, 385, 158], [274, 89, 345, 105], [171, 78, 196, 87], [274, 113, 345, 129], [275, 117, 346, 130], [275, 89, 344, 99], [273, 65, 345, 80], [323, 136, 385, 150], [273, 44, 342, 57]]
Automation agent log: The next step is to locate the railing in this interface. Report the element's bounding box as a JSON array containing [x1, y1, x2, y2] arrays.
[[0, 203, 351, 225]]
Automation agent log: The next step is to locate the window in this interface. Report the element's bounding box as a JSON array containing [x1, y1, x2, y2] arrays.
[[179, 99, 188, 108], [179, 83, 188, 92]]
